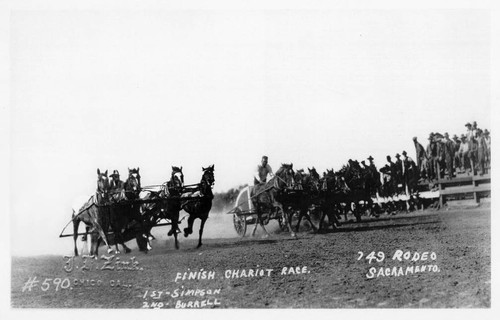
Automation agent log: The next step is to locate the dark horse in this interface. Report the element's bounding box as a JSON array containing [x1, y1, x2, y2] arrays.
[[337, 164, 373, 222], [181, 165, 215, 248], [140, 166, 184, 250], [102, 167, 148, 254], [317, 169, 351, 231], [250, 163, 296, 238], [284, 167, 320, 233], [72, 169, 113, 256]]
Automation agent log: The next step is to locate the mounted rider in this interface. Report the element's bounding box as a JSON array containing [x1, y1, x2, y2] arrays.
[[254, 155, 274, 185]]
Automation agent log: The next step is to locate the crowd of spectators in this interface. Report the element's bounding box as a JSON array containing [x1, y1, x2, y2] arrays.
[[412, 121, 490, 181], [346, 121, 491, 201]]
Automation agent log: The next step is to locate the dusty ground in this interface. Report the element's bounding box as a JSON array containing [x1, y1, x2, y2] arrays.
[[11, 207, 490, 308]]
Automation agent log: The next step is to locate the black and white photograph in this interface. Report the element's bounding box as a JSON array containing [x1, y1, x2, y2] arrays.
[[2, 0, 498, 315]]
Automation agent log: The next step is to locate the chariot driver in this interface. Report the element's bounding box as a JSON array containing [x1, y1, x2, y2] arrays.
[[109, 170, 125, 203], [254, 155, 274, 185]]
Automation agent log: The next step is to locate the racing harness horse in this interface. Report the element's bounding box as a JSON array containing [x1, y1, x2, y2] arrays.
[[317, 170, 351, 231], [181, 165, 215, 248], [250, 163, 297, 238], [102, 168, 148, 254], [72, 169, 114, 256], [285, 168, 320, 233], [140, 166, 185, 250]]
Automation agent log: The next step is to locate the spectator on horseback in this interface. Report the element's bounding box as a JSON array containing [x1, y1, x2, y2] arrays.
[[254, 155, 274, 185]]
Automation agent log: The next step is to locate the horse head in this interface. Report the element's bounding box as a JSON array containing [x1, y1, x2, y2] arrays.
[[293, 169, 305, 190], [128, 167, 141, 184], [201, 165, 215, 186], [275, 163, 295, 189], [305, 168, 321, 192], [96, 169, 110, 203], [125, 167, 141, 199], [170, 166, 184, 189], [308, 167, 320, 180]]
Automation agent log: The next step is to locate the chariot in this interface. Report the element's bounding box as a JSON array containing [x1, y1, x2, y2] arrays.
[[226, 185, 288, 237]]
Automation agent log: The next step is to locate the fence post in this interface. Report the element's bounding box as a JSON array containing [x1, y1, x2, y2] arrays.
[[437, 162, 443, 208]]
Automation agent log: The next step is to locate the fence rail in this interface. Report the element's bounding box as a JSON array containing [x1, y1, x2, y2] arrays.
[[435, 160, 490, 207]]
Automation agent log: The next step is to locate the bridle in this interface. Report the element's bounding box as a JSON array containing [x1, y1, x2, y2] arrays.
[[171, 171, 184, 188], [275, 167, 295, 189], [202, 169, 215, 187]]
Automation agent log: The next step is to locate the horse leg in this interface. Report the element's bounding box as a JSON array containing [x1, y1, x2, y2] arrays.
[[259, 216, 271, 238], [121, 239, 132, 254], [112, 226, 121, 254], [130, 204, 145, 252], [171, 215, 180, 250], [95, 209, 113, 254], [353, 205, 362, 222], [110, 215, 128, 254], [256, 206, 271, 238], [184, 216, 195, 237], [322, 207, 334, 229], [86, 230, 98, 258], [72, 214, 80, 256], [279, 205, 296, 238], [117, 224, 132, 254], [197, 217, 207, 248], [330, 207, 341, 228], [295, 210, 303, 232], [318, 207, 327, 232], [94, 235, 101, 257], [80, 226, 90, 255], [136, 233, 148, 253], [335, 205, 342, 220], [251, 212, 260, 237], [303, 208, 318, 233]]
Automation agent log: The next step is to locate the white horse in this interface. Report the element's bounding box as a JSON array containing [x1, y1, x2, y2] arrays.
[[71, 194, 114, 256]]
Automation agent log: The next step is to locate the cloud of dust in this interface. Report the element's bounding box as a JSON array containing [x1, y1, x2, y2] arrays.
[[13, 210, 283, 257], [149, 210, 282, 243]]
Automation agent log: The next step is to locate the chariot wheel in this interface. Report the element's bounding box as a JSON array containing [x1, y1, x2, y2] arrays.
[[233, 208, 247, 237]]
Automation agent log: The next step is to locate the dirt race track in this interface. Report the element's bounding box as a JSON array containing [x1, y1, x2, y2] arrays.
[[11, 207, 490, 308]]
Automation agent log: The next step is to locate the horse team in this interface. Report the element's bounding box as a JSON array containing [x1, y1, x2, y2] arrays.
[[71, 160, 412, 256], [248, 163, 381, 238], [72, 165, 215, 256]]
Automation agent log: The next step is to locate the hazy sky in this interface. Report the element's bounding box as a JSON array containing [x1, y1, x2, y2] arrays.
[[8, 7, 492, 256]]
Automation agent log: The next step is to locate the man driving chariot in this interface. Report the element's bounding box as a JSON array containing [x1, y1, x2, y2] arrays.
[[109, 170, 126, 203], [254, 155, 274, 185]]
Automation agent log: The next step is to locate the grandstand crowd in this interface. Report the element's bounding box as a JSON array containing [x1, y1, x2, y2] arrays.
[[346, 121, 491, 200]]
